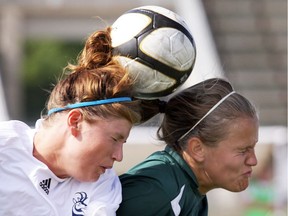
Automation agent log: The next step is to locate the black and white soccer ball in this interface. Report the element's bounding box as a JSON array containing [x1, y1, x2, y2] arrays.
[[111, 5, 196, 99]]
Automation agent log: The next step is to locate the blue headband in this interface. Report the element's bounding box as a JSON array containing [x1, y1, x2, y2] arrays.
[[47, 97, 132, 116]]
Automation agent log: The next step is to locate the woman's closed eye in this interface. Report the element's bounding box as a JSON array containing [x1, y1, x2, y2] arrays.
[[111, 136, 126, 144], [238, 147, 254, 155]]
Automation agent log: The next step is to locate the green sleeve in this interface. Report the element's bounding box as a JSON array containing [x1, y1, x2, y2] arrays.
[[116, 174, 175, 216]]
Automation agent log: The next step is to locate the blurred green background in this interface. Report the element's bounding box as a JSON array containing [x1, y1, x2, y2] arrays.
[[22, 39, 83, 123]]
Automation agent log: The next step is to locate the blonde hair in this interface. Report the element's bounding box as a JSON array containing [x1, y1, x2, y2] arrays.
[[45, 27, 141, 124]]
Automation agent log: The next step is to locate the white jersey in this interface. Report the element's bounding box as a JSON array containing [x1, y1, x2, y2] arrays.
[[0, 120, 122, 216]]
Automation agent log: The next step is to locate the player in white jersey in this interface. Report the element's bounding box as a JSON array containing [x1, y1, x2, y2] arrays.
[[0, 27, 141, 216], [0, 120, 122, 215]]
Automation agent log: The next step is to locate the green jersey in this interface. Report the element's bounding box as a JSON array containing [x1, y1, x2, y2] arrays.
[[117, 146, 208, 216]]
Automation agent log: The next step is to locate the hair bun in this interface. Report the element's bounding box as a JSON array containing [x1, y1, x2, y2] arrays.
[[158, 100, 167, 113]]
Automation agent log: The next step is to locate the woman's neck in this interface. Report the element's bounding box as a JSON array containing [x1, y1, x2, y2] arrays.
[[181, 151, 215, 195]]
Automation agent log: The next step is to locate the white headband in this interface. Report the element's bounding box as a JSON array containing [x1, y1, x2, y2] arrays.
[[178, 91, 235, 142]]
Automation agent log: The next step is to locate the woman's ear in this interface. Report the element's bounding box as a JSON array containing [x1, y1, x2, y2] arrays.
[[67, 109, 83, 136], [185, 137, 205, 162]]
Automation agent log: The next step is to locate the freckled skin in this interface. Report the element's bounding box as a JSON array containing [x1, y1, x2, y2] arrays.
[[62, 117, 132, 182], [34, 114, 132, 182]]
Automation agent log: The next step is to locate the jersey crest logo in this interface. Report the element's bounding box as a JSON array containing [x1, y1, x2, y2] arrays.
[[39, 178, 51, 195], [72, 192, 88, 216]]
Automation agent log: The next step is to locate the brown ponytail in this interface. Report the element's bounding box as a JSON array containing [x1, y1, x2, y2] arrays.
[[45, 27, 141, 125], [138, 99, 166, 123], [66, 27, 113, 72]]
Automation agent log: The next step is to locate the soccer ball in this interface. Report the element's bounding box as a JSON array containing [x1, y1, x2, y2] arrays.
[[111, 5, 196, 99]]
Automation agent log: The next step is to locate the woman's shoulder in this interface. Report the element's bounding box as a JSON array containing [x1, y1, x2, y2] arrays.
[[0, 120, 31, 131], [120, 150, 185, 195], [125, 150, 177, 175], [126, 149, 183, 174], [0, 120, 31, 136], [0, 120, 33, 151]]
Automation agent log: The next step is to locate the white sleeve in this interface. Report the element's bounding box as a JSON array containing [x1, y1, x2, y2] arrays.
[[84, 168, 122, 216]]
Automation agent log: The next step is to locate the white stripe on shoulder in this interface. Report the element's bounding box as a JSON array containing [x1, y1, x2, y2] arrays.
[[170, 185, 185, 216]]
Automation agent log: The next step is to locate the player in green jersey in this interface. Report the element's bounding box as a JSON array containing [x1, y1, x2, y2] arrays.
[[117, 78, 259, 216]]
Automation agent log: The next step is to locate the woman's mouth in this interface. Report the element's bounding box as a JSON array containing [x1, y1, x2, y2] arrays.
[[243, 170, 252, 178]]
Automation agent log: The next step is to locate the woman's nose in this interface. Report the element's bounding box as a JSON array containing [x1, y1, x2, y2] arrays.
[[112, 144, 123, 162], [246, 150, 258, 166]]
